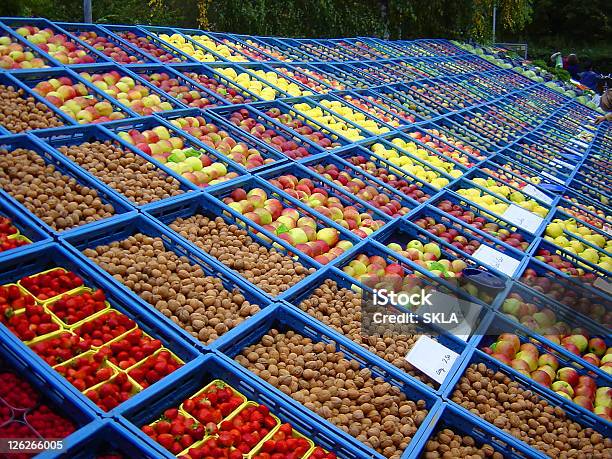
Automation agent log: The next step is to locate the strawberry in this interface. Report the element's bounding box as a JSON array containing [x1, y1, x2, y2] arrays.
[[0, 234, 30, 253]]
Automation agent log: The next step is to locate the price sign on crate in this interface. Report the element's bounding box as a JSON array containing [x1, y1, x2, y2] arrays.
[[522, 184, 553, 205], [541, 171, 564, 185], [405, 336, 459, 384], [502, 204, 544, 234], [472, 244, 521, 276], [552, 159, 573, 169]]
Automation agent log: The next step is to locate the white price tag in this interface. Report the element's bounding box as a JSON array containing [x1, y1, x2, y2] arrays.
[[563, 147, 583, 157], [472, 245, 521, 276], [593, 278, 612, 295], [553, 159, 574, 169], [405, 336, 460, 384], [542, 171, 564, 185], [502, 204, 544, 234], [522, 184, 553, 205]]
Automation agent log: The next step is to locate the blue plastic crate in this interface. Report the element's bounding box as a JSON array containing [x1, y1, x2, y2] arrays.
[[138, 26, 232, 63], [0, 17, 109, 65], [281, 264, 469, 393], [485, 152, 571, 190], [517, 257, 612, 329], [157, 107, 288, 172], [60, 212, 272, 348], [443, 111, 516, 149], [100, 114, 246, 189], [330, 233, 501, 321], [99, 24, 193, 63], [168, 62, 262, 103], [0, 71, 77, 129], [298, 151, 417, 215], [143, 191, 319, 299], [404, 205, 528, 276], [207, 32, 280, 62], [0, 25, 58, 70], [32, 123, 199, 206], [72, 62, 188, 113], [37, 419, 159, 459], [407, 402, 546, 458], [54, 22, 156, 66], [215, 302, 443, 459], [210, 103, 336, 156], [446, 347, 612, 442], [305, 62, 372, 89], [205, 174, 360, 267], [332, 144, 438, 204], [257, 161, 392, 225], [124, 63, 229, 109], [0, 240, 202, 416], [372, 83, 448, 119], [10, 67, 136, 122], [488, 290, 612, 381], [406, 121, 494, 160], [279, 63, 353, 92], [312, 90, 420, 129], [229, 34, 305, 61], [533, 235, 610, 279], [118, 351, 369, 459], [0, 134, 134, 237]]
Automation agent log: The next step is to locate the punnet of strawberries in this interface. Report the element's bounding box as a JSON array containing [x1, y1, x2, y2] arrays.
[[20, 269, 84, 300], [127, 349, 182, 389], [47, 289, 108, 325], [218, 404, 278, 454], [56, 352, 115, 391], [0, 234, 30, 253], [3, 303, 60, 341], [252, 423, 311, 458], [73, 310, 135, 348], [96, 329, 163, 369], [179, 436, 243, 459], [85, 372, 137, 411], [29, 332, 91, 366], [182, 381, 244, 424], [142, 408, 206, 455]]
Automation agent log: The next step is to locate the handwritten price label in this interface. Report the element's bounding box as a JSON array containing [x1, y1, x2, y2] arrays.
[[472, 244, 521, 276], [502, 204, 544, 234], [406, 336, 459, 384], [522, 184, 553, 205]]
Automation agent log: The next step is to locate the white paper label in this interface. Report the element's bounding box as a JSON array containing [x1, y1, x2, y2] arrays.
[[522, 184, 553, 205], [405, 336, 460, 384], [593, 278, 612, 295], [502, 204, 544, 234], [553, 159, 574, 169], [472, 245, 521, 277], [542, 171, 564, 184], [563, 147, 583, 157]]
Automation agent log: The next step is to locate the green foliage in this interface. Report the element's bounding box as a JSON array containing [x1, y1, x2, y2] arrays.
[[531, 59, 571, 81]]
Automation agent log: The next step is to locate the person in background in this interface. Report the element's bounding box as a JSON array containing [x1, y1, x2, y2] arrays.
[[550, 52, 563, 68], [579, 61, 600, 91], [564, 54, 581, 80], [595, 89, 612, 123]]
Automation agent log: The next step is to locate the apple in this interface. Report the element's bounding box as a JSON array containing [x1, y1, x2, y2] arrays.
[[572, 395, 594, 411], [556, 367, 580, 387], [530, 369, 552, 387], [561, 335, 588, 353], [551, 380, 575, 397], [316, 228, 339, 247], [510, 359, 531, 373], [515, 351, 538, 371], [537, 354, 559, 372], [588, 337, 606, 357]]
